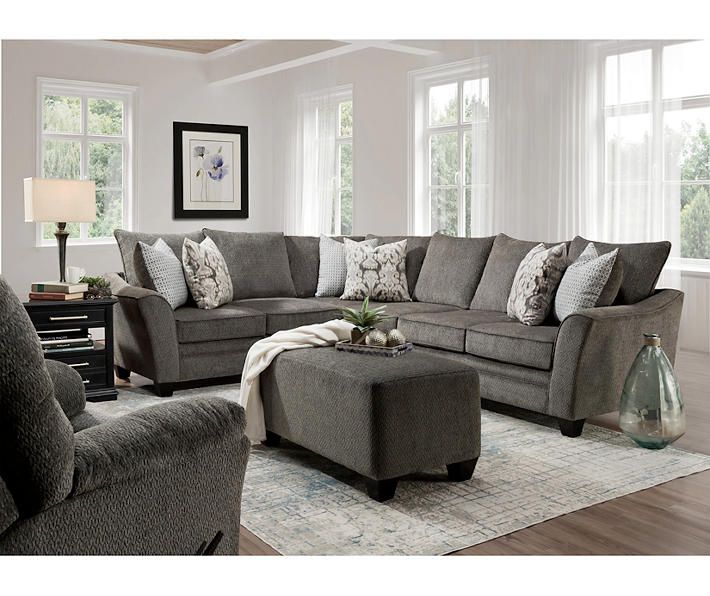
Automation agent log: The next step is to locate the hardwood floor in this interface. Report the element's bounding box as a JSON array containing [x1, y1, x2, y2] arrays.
[[119, 351, 710, 555]]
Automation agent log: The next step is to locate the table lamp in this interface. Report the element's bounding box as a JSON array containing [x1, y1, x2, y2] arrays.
[[24, 178, 96, 283]]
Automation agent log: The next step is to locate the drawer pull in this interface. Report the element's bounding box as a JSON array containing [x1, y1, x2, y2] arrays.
[[82, 380, 91, 384], [69, 362, 90, 368], [49, 315, 88, 321], [37, 328, 81, 334]]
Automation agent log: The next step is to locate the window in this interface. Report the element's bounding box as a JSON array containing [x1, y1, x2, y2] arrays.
[[410, 60, 490, 236], [37, 78, 135, 245], [603, 41, 710, 261], [299, 86, 353, 236]]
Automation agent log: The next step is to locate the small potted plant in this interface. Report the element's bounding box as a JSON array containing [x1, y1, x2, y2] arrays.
[[339, 297, 391, 344], [80, 275, 112, 300]]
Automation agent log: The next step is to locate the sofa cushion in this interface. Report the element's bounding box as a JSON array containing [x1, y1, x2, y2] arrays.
[[232, 298, 342, 335], [342, 239, 411, 302], [173, 304, 265, 343], [413, 233, 496, 308], [182, 237, 234, 309], [285, 236, 320, 298], [114, 229, 205, 287], [367, 235, 431, 296], [465, 321, 559, 370], [137, 239, 189, 310], [398, 309, 511, 353], [316, 236, 378, 297], [470, 233, 543, 312], [568, 236, 671, 304], [203, 230, 297, 299]]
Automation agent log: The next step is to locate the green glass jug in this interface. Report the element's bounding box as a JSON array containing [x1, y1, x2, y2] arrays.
[[619, 333, 685, 449]]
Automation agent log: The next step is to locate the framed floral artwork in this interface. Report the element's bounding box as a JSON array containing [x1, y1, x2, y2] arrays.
[[173, 121, 248, 219]]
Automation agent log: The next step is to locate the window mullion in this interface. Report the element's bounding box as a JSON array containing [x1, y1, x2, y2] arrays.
[[80, 95, 89, 240]]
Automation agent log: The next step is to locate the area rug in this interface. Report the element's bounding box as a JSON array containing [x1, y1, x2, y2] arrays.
[[101, 384, 710, 556]]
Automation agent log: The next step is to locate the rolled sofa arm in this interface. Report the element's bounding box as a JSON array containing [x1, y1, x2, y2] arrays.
[[111, 279, 180, 383], [548, 289, 684, 421], [46, 359, 86, 419]]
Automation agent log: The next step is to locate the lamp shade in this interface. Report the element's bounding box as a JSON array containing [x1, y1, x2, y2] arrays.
[[24, 178, 96, 223]]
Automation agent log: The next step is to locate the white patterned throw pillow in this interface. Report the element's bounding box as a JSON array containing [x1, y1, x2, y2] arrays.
[[554, 243, 619, 322], [315, 236, 378, 297], [507, 243, 568, 326], [182, 236, 234, 309], [137, 238, 188, 310], [341, 239, 411, 302]]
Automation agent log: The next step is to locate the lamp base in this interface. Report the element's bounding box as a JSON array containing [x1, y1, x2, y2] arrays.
[[55, 222, 69, 283]]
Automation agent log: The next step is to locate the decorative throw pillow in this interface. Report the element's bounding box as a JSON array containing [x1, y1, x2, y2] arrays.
[[182, 237, 234, 309], [507, 243, 568, 326], [554, 243, 619, 321], [137, 238, 188, 310], [341, 239, 411, 302], [315, 235, 378, 297]]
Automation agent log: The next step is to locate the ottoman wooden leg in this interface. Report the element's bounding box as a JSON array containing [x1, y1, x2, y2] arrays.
[[262, 430, 282, 447], [365, 478, 398, 502], [447, 458, 478, 481]]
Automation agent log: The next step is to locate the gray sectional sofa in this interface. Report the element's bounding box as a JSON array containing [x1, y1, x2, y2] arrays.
[[110, 229, 683, 437]]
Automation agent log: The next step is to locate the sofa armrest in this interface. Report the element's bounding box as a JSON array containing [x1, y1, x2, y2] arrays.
[[46, 359, 86, 419], [72, 397, 248, 496], [112, 282, 180, 383], [548, 289, 684, 420]]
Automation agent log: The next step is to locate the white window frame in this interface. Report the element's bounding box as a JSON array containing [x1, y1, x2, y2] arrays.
[[408, 58, 490, 236], [334, 93, 353, 236], [599, 41, 710, 268], [36, 77, 137, 247]]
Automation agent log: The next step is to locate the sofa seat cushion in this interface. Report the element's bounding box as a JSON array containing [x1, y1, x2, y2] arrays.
[[232, 298, 342, 335], [465, 321, 559, 370], [398, 310, 511, 353], [174, 305, 266, 343]]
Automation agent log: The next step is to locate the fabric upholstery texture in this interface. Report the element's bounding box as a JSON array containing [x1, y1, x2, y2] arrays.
[[316, 236, 378, 297], [554, 243, 619, 321], [136, 238, 188, 309], [0, 276, 74, 516], [596, 257, 624, 306], [178, 338, 257, 381], [414, 233, 495, 308], [341, 239, 411, 302], [173, 304, 266, 343], [465, 321, 559, 370], [232, 297, 341, 335], [397, 309, 511, 353], [114, 229, 205, 287], [471, 234, 546, 311], [0, 478, 18, 535], [45, 360, 86, 420], [568, 236, 671, 305], [182, 236, 234, 309], [261, 349, 480, 480], [284, 235, 320, 297], [507, 243, 568, 325], [366, 235, 431, 296], [204, 229, 297, 299]]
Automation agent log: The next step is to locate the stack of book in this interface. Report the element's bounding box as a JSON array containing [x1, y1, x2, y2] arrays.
[[39, 328, 94, 354], [29, 281, 88, 301]]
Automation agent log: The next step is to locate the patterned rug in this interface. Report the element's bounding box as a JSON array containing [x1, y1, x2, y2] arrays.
[[100, 383, 710, 556]]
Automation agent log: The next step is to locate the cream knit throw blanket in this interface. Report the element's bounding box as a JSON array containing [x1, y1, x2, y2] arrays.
[[239, 319, 354, 442]]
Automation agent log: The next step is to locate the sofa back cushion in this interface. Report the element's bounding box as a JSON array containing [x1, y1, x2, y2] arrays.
[[0, 276, 74, 516], [0, 476, 19, 534], [366, 235, 431, 296], [115, 229, 205, 287], [413, 233, 496, 308], [203, 229, 297, 299], [568, 236, 671, 304]]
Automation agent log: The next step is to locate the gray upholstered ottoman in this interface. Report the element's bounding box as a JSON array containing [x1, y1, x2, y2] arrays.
[[259, 348, 481, 501]]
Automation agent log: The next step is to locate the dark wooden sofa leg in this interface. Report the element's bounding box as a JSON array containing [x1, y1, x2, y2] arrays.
[[365, 478, 398, 502], [114, 365, 131, 380], [262, 430, 282, 447], [558, 418, 586, 437], [447, 458, 479, 481], [153, 383, 174, 398]]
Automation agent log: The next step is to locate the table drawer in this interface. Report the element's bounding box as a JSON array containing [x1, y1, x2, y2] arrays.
[[77, 368, 109, 390], [28, 307, 106, 327], [45, 352, 107, 370]]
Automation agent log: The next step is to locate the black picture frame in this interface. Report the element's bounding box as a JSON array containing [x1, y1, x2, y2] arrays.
[[173, 121, 249, 219]]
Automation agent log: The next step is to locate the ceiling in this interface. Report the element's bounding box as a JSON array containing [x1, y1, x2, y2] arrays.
[[112, 40, 242, 54]]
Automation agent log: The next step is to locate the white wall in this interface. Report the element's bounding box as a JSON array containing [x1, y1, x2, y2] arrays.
[[1, 40, 277, 295]]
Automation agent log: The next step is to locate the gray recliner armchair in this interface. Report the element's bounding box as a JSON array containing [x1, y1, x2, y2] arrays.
[[0, 276, 250, 555]]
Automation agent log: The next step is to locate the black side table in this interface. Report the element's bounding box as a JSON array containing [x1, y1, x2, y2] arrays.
[[23, 298, 118, 402]]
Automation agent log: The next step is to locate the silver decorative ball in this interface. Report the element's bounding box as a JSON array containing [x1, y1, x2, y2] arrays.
[[386, 328, 406, 347], [365, 329, 388, 347]]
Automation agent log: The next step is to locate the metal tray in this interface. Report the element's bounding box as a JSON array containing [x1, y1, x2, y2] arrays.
[[335, 340, 413, 357]]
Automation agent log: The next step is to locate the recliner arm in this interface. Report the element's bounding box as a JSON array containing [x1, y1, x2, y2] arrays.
[[548, 289, 684, 420], [46, 359, 86, 419]]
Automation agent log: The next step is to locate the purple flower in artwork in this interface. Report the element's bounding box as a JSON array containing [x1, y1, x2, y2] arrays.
[[204, 153, 229, 181], [193, 145, 206, 158]]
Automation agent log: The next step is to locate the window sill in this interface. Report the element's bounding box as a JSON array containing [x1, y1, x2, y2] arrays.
[[36, 240, 117, 248], [666, 259, 710, 278]]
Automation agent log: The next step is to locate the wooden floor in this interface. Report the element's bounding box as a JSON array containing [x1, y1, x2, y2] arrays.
[[120, 351, 710, 555]]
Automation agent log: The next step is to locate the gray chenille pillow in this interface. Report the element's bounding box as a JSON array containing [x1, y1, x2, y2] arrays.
[[507, 243, 568, 326], [315, 235, 378, 297], [182, 237, 234, 309], [137, 238, 188, 310], [554, 243, 619, 321], [341, 239, 411, 302]]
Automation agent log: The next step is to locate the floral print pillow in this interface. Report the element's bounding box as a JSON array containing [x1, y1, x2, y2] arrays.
[[341, 239, 411, 302], [182, 236, 233, 309]]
